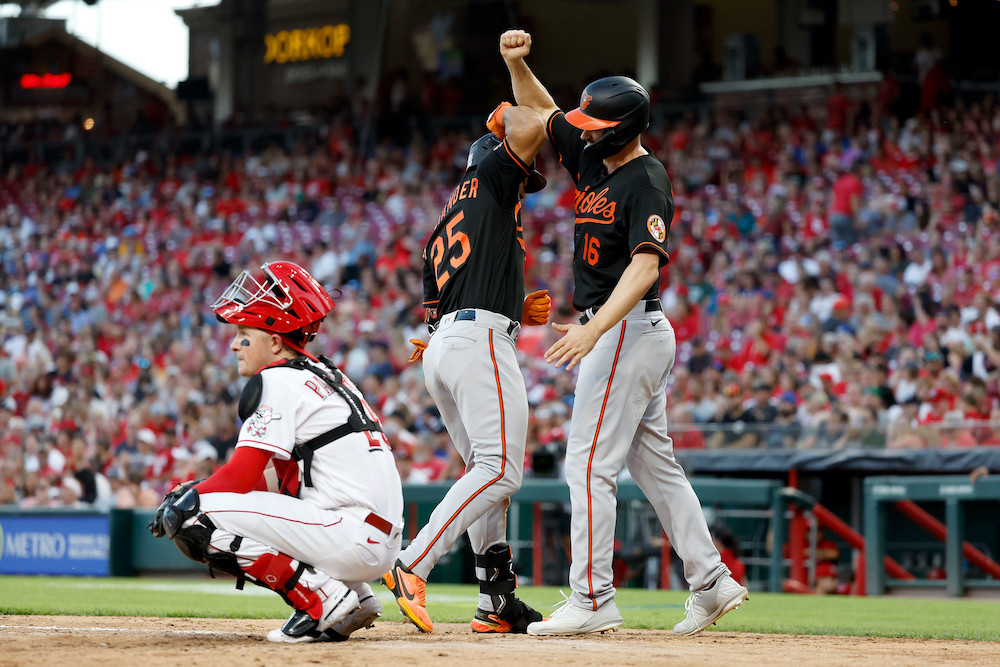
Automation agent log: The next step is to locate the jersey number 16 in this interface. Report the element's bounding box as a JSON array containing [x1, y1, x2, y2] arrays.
[[582, 233, 601, 266], [430, 211, 471, 290]]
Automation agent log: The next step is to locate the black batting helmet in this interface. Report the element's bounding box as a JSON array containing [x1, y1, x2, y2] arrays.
[[564, 75, 650, 160], [466, 133, 546, 193]]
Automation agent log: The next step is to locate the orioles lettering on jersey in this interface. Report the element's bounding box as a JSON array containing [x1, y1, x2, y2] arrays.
[[575, 185, 618, 224]]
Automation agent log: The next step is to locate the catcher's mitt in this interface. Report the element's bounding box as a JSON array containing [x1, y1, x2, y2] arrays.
[[148, 480, 200, 538]]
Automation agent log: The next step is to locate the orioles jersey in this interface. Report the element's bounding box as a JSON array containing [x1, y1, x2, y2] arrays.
[[422, 139, 534, 325], [546, 111, 673, 312]]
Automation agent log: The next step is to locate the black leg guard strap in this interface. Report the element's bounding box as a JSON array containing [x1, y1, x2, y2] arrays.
[[472, 543, 542, 632], [476, 543, 517, 612], [476, 544, 516, 590], [479, 579, 516, 596], [281, 561, 310, 595], [474, 543, 514, 570]]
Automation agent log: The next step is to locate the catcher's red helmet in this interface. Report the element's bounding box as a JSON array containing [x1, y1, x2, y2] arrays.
[[213, 261, 334, 354]]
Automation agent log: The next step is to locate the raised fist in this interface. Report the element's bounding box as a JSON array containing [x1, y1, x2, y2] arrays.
[[500, 30, 532, 62]]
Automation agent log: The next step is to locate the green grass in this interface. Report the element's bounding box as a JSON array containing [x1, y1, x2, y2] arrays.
[[1, 576, 998, 641]]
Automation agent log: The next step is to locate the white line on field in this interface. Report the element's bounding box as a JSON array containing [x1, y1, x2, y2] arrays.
[[0, 625, 251, 637]]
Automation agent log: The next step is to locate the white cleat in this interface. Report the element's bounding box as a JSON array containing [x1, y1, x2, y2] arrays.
[[672, 573, 749, 636], [527, 594, 624, 636], [266, 584, 360, 643], [325, 592, 382, 641]]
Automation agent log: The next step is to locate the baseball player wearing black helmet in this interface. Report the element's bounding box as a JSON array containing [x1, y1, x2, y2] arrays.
[[381, 101, 549, 635], [500, 29, 748, 636]]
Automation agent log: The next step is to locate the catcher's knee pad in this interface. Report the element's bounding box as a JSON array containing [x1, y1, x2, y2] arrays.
[[173, 522, 245, 581], [171, 521, 211, 563], [161, 489, 242, 579], [172, 525, 242, 579]]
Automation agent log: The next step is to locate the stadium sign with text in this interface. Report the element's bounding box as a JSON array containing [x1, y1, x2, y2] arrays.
[[264, 24, 351, 64], [0, 514, 109, 576]]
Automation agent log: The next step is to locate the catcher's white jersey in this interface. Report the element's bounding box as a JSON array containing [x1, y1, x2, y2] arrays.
[[197, 359, 403, 588], [238, 361, 403, 521]]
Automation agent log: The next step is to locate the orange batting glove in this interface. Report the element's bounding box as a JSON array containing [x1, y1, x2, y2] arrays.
[[408, 338, 428, 363], [522, 289, 551, 326], [486, 101, 513, 140]]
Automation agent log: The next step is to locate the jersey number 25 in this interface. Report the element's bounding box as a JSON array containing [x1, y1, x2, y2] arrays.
[[430, 211, 471, 290]]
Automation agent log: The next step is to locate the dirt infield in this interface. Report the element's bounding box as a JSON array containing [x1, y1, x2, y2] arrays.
[[1, 615, 998, 666]]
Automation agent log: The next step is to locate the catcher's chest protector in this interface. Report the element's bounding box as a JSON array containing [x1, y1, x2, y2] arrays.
[[244, 356, 383, 489]]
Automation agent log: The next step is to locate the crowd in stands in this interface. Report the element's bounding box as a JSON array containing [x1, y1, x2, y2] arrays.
[[2, 70, 1000, 511]]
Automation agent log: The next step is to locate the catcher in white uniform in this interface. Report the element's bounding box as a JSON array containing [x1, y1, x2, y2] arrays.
[[149, 261, 403, 643]]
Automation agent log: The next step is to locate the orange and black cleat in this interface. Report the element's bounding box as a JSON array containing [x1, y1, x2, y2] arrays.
[[469, 598, 542, 634], [381, 559, 433, 632]]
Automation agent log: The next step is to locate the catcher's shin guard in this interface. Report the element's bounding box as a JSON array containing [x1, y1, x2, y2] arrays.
[[244, 552, 324, 618], [469, 543, 542, 633]]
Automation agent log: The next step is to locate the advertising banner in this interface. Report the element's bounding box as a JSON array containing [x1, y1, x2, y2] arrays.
[[0, 514, 110, 576]]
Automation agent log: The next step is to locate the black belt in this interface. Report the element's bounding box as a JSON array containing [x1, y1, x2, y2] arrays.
[[365, 512, 393, 536], [454, 309, 520, 336], [579, 299, 661, 325]]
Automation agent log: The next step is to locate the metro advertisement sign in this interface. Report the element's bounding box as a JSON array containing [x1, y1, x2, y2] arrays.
[[0, 514, 109, 576]]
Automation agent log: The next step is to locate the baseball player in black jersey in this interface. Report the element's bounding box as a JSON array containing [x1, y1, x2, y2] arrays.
[[382, 102, 549, 634], [501, 29, 749, 636]]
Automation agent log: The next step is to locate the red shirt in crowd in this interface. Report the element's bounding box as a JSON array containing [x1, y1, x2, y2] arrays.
[[831, 173, 863, 216], [672, 302, 702, 344], [826, 91, 851, 132]]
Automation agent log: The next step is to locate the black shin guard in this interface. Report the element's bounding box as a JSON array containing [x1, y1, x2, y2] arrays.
[[474, 543, 541, 632], [476, 543, 517, 615]]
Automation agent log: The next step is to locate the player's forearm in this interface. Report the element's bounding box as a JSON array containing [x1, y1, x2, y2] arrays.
[[195, 446, 271, 494], [503, 105, 546, 163], [585, 252, 661, 337], [506, 59, 558, 119]]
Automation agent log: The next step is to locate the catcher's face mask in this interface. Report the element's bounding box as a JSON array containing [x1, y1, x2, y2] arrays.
[[213, 262, 335, 360], [213, 269, 292, 313]]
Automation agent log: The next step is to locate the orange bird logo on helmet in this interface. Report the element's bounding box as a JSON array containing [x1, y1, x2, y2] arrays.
[[581, 92, 593, 110]]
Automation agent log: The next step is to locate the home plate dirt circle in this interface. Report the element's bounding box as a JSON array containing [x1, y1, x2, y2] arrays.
[[1, 616, 997, 666]]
